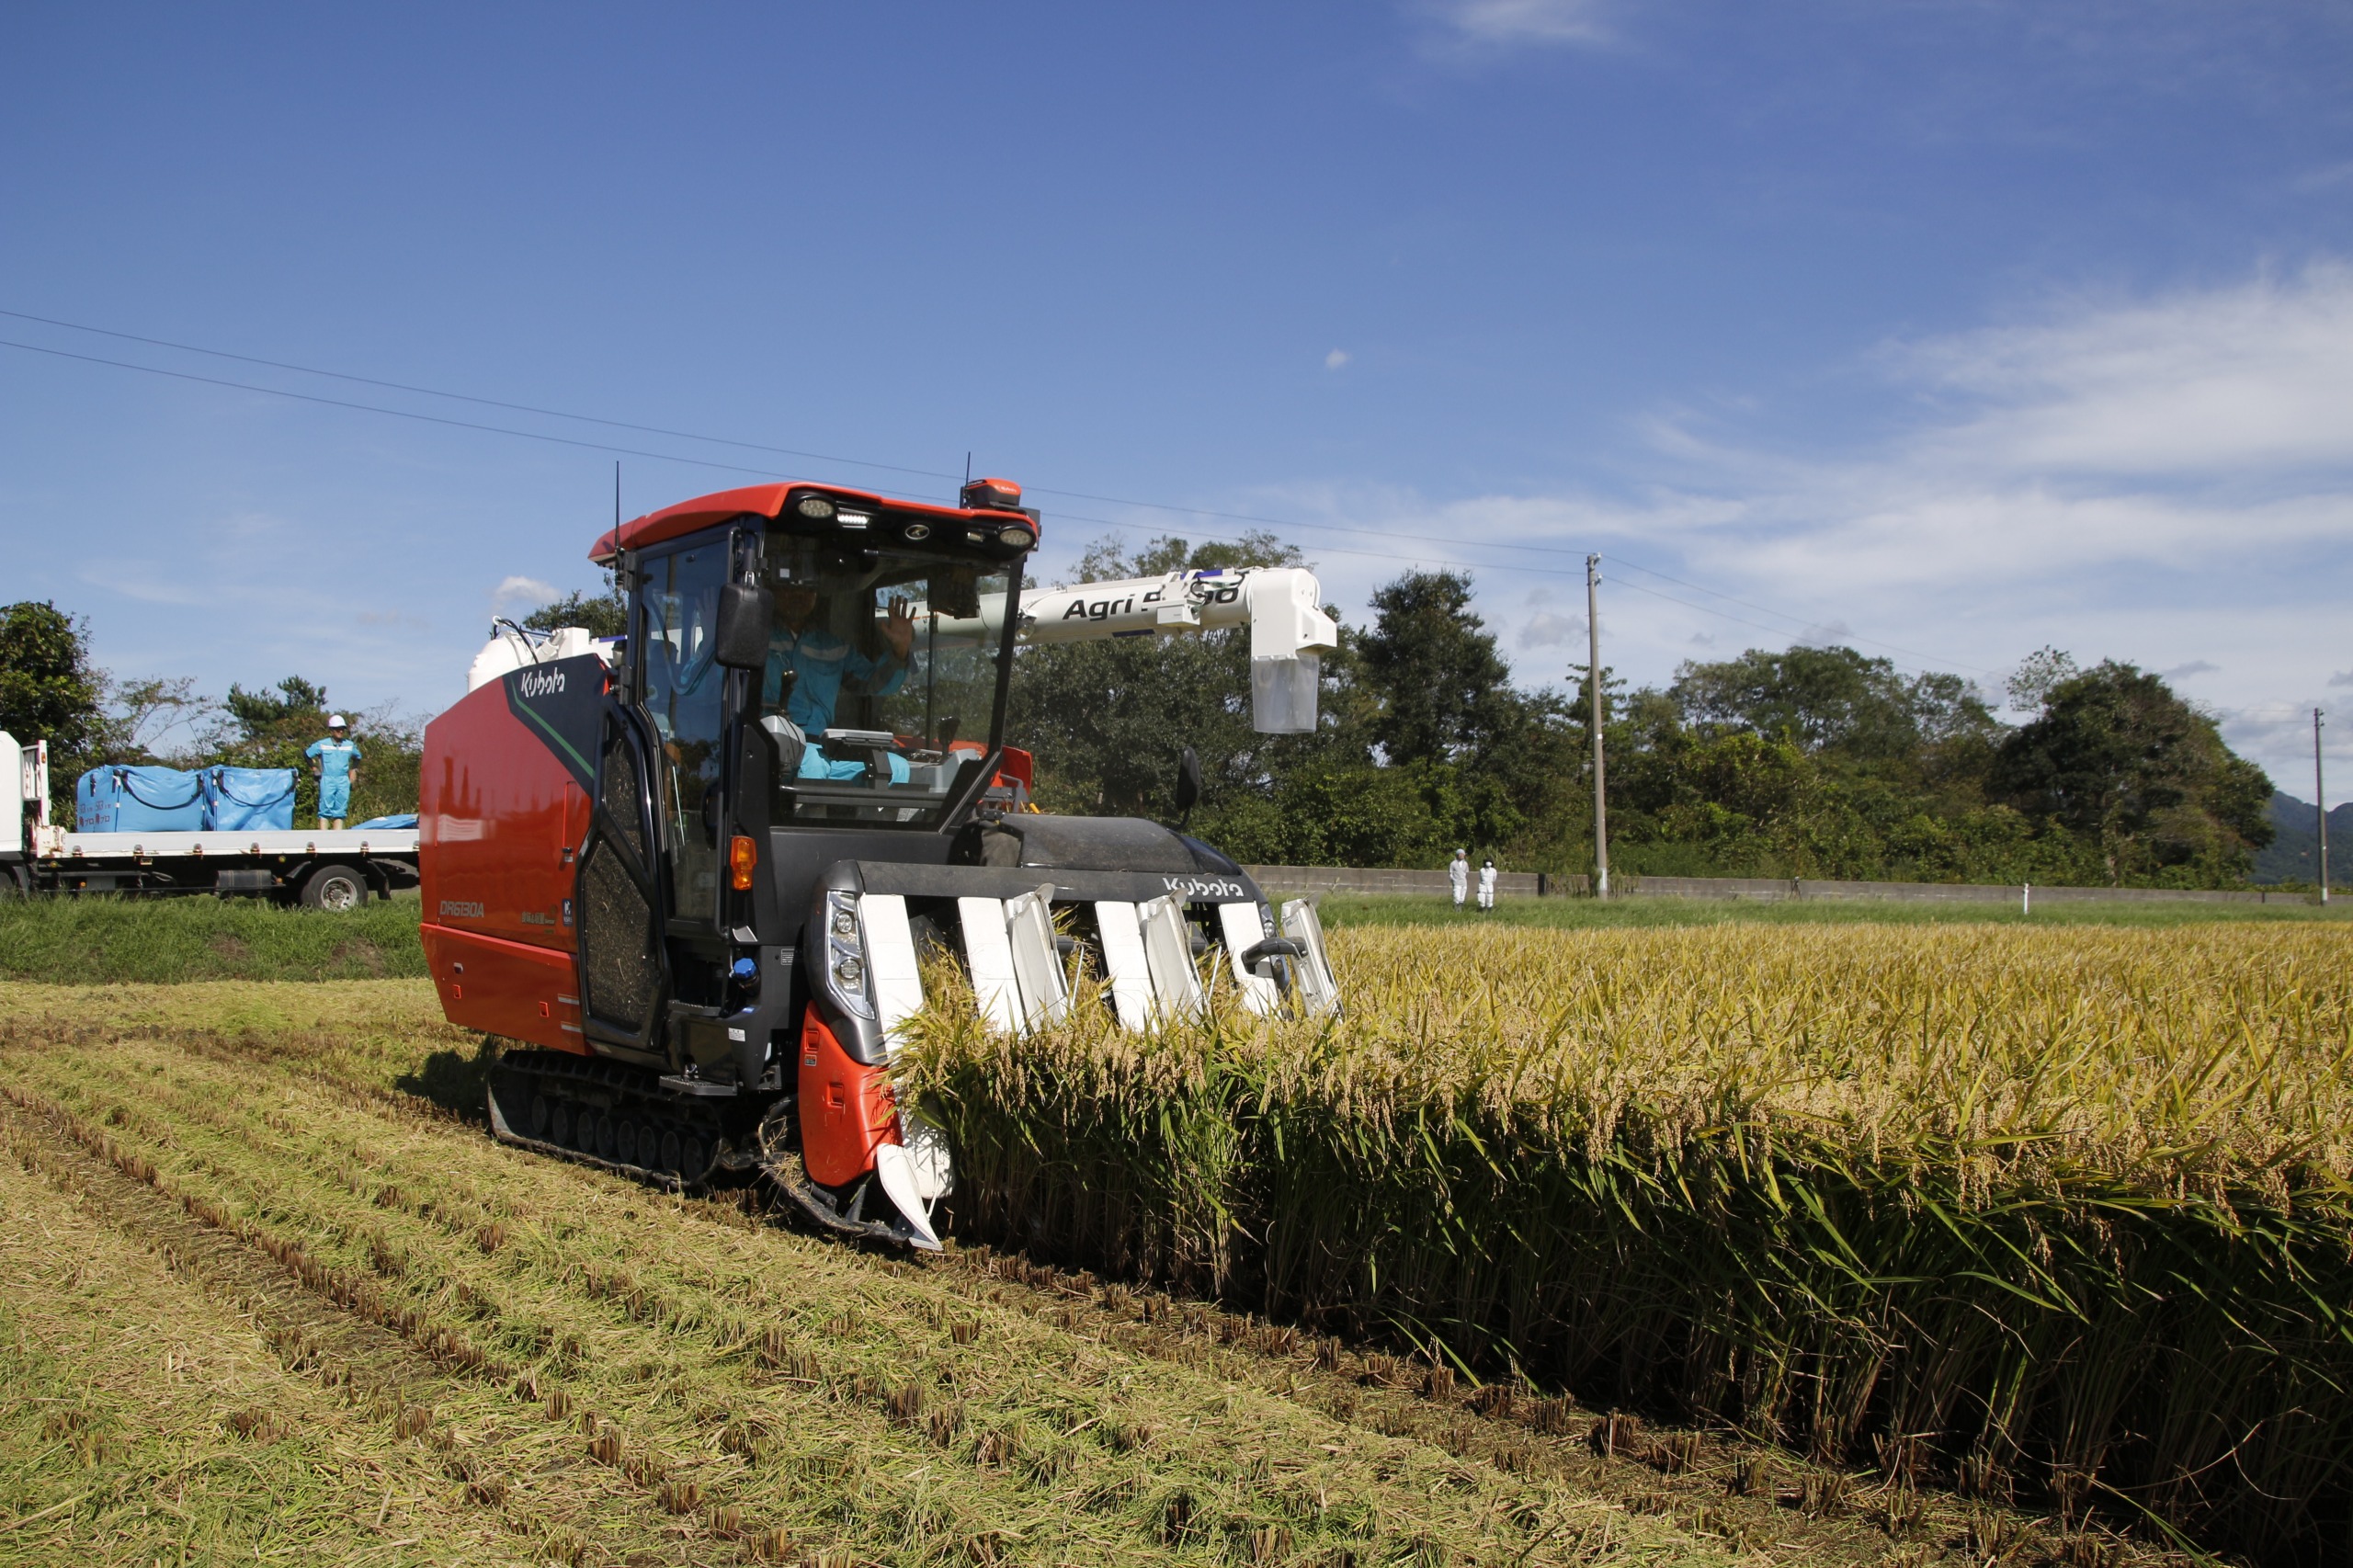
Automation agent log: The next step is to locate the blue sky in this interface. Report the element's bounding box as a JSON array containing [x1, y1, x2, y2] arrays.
[[4, 1, 2349, 782]]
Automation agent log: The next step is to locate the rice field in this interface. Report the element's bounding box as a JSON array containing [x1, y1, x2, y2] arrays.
[[0, 982, 1972, 1568], [904, 922, 2353, 1564], [6, 915, 2342, 1564]]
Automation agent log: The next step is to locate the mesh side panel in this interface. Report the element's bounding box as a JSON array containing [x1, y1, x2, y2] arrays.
[[582, 842, 656, 1033], [584, 733, 657, 1036], [601, 742, 645, 859]]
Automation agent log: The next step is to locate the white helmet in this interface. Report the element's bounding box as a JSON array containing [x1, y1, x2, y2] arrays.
[[328, 714, 348, 729]]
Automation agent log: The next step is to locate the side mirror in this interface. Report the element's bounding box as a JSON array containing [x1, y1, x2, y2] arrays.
[[713, 583, 768, 670], [1174, 746, 1201, 824]]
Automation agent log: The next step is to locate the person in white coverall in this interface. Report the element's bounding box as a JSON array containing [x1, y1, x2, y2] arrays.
[[1449, 848, 1470, 909], [1478, 858, 1498, 911]]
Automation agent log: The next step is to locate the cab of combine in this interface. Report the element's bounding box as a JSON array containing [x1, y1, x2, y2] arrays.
[[421, 476, 1336, 1250]]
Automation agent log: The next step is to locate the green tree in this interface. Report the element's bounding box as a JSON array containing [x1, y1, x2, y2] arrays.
[[1356, 571, 1521, 764], [1669, 644, 2000, 764], [222, 676, 330, 747], [523, 584, 628, 640], [2005, 645, 2079, 713], [96, 676, 206, 765], [0, 600, 106, 790], [1988, 661, 2273, 886]]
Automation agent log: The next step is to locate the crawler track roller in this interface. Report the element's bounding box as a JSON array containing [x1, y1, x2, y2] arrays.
[[485, 1051, 758, 1194]]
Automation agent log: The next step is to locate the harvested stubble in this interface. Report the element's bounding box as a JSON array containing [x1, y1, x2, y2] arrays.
[[905, 921, 2353, 1562], [0, 983, 1789, 1568]]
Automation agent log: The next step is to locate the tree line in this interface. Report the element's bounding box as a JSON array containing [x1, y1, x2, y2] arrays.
[[0, 600, 423, 827], [1010, 537, 2275, 889], [6, 552, 2277, 891]]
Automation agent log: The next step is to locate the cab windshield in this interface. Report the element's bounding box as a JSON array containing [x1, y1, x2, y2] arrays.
[[756, 532, 1012, 827]]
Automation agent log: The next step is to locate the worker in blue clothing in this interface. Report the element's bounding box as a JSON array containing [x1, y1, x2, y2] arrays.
[[305, 715, 362, 829], [763, 580, 917, 780]]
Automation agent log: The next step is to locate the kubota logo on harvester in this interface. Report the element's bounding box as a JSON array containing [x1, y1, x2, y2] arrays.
[[517, 666, 566, 699], [1163, 875, 1245, 899]]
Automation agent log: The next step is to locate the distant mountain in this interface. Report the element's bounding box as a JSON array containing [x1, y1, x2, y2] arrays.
[[2255, 791, 2353, 886]]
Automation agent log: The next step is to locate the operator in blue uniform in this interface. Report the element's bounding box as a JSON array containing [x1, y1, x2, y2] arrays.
[[305, 715, 362, 830], [763, 581, 917, 781]]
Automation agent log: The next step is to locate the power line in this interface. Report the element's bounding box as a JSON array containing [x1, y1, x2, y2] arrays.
[[6, 306, 1975, 663], [0, 337, 802, 481], [0, 307, 960, 486], [0, 314, 1997, 676]]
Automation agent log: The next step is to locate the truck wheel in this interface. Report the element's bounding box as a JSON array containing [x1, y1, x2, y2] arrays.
[[301, 863, 368, 911]]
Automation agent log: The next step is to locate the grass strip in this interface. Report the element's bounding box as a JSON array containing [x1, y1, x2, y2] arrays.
[[0, 894, 427, 983]]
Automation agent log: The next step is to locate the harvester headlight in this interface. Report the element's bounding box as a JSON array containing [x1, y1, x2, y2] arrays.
[[823, 890, 876, 1019], [997, 524, 1036, 550], [796, 494, 837, 520]]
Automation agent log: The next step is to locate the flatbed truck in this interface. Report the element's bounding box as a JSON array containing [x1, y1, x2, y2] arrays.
[[1, 732, 419, 907]]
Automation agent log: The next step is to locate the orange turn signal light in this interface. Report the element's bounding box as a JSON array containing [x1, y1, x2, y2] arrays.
[[729, 834, 757, 891]]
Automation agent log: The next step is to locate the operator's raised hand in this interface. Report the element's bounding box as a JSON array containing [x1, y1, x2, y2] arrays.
[[880, 596, 916, 660]]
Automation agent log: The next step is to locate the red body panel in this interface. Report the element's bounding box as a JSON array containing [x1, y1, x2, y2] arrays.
[[419, 678, 593, 1053], [421, 925, 585, 1051], [798, 1006, 899, 1187]]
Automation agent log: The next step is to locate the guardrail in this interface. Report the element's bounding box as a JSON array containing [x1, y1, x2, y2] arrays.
[[1242, 866, 2313, 905]]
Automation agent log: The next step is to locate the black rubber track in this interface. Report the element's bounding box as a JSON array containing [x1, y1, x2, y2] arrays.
[[485, 1050, 933, 1250], [484, 1050, 755, 1195]]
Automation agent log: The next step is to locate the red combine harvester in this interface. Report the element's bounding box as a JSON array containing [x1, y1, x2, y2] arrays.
[[421, 477, 1341, 1249]]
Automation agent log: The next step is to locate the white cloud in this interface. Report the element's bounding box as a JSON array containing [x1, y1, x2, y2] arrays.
[[491, 575, 559, 616], [1895, 262, 2353, 477], [1416, 0, 1615, 48], [1519, 608, 1583, 648], [2330, 671, 2353, 688], [2160, 660, 2220, 682], [1325, 348, 1351, 370], [1228, 263, 2353, 781]]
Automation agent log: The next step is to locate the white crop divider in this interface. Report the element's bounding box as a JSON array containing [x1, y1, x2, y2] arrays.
[[1280, 897, 1340, 1017], [1093, 901, 1154, 1031], [860, 893, 926, 1054], [1216, 902, 1280, 1016], [1004, 884, 1069, 1029], [956, 896, 1023, 1034], [1137, 893, 1206, 1024]]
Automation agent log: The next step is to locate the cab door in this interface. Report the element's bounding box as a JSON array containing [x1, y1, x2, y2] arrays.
[[638, 535, 733, 932]]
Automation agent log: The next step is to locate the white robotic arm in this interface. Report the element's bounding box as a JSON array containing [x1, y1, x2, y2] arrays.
[[951, 566, 1340, 734]]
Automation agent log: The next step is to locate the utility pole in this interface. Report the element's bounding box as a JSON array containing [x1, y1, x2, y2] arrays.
[[2318, 708, 2330, 905], [1586, 554, 1608, 899]]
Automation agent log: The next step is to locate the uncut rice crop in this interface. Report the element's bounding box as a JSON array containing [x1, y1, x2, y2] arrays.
[[903, 923, 2353, 1562]]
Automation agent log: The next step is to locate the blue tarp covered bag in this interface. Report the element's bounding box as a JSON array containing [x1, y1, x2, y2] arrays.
[[353, 813, 418, 830], [203, 767, 297, 832], [74, 766, 207, 834]]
